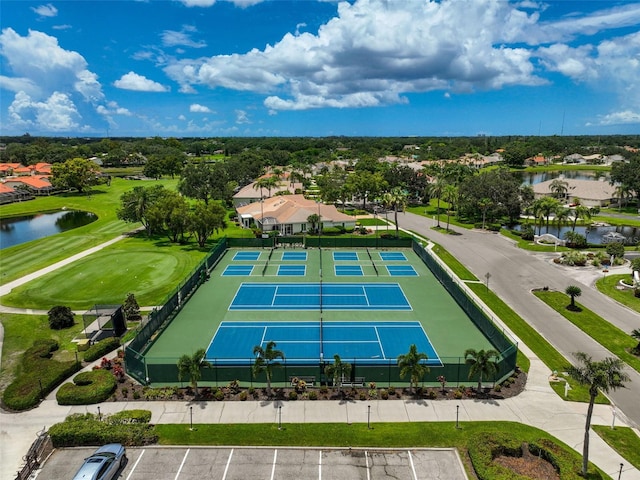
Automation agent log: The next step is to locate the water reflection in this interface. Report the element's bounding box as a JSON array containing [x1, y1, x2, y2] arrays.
[[514, 170, 610, 185], [0, 210, 97, 249], [514, 223, 639, 245]]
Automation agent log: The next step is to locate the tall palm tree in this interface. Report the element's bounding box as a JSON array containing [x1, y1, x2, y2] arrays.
[[427, 177, 446, 228], [397, 344, 429, 395], [567, 352, 629, 476], [382, 187, 408, 238], [539, 196, 561, 233], [464, 348, 499, 392], [252, 341, 284, 397], [478, 197, 493, 230], [307, 213, 320, 234], [177, 348, 210, 396], [442, 184, 458, 232], [554, 206, 571, 237], [549, 179, 569, 200], [565, 285, 582, 310], [324, 354, 352, 393], [570, 205, 591, 232]]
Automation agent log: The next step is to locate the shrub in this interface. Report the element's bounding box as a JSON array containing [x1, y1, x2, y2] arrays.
[[288, 391, 298, 401], [239, 391, 248, 401], [2, 339, 80, 411], [308, 391, 318, 400], [57, 369, 116, 405], [319, 385, 328, 394], [214, 389, 225, 401], [108, 409, 152, 424], [380, 389, 389, 400], [84, 337, 120, 362], [606, 241, 625, 258], [427, 390, 437, 399], [48, 305, 75, 330], [520, 224, 535, 241], [563, 231, 587, 249], [359, 391, 367, 401], [388, 386, 396, 396], [49, 412, 157, 447], [494, 384, 502, 392], [453, 389, 463, 399]]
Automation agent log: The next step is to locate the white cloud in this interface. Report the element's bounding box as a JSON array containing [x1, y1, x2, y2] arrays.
[[162, 27, 206, 48], [178, 0, 264, 7], [97, 101, 132, 116], [31, 4, 58, 17], [113, 72, 169, 92], [235, 109, 250, 123], [190, 103, 211, 113], [8, 90, 80, 131]]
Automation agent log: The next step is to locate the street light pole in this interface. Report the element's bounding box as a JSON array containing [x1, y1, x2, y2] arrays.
[[455, 405, 460, 429], [367, 404, 371, 429], [278, 405, 282, 430], [189, 406, 193, 431]]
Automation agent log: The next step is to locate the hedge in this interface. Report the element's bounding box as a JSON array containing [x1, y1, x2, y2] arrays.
[[57, 369, 117, 405], [49, 412, 157, 447], [84, 337, 121, 362], [2, 339, 80, 411]]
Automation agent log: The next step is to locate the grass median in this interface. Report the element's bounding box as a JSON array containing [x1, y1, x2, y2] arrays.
[[596, 274, 640, 314]]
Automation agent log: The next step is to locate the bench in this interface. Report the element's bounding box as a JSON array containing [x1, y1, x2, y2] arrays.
[[290, 376, 316, 387], [341, 377, 365, 387]]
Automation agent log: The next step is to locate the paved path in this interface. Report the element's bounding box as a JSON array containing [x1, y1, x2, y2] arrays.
[[398, 212, 640, 427]]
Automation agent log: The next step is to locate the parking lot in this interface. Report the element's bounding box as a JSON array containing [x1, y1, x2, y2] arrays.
[[38, 446, 468, 479]]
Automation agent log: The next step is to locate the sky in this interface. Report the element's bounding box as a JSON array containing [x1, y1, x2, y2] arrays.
[[1, 0, 640, 138]]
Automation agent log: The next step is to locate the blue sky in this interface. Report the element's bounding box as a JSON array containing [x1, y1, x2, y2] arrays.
[[1, 0, 640, 137]]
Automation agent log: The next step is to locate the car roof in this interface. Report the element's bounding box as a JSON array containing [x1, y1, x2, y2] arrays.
[[72, 457, 105, 479]]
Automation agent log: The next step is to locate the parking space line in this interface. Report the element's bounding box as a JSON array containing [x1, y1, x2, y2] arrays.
[[270, 449, 278, 480], [408, 450, 418, 480], [221, 448, 234, 480], [174, 449, 190, 480], [365, 451, 370, 480], [125, 449, 145, 480], [318, 450, 322, 480]]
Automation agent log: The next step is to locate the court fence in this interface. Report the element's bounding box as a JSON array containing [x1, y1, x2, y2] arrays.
[[125, 237, 517, 387]]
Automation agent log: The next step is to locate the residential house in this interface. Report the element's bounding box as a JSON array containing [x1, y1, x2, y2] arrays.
[[532, 179, 616, 207], [236, 194, 356, 235], [232, 178, 305, 207], [3, 175, 55, 196]]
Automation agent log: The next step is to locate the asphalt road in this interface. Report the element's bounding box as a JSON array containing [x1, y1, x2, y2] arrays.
[[398, 212, 640, 428]]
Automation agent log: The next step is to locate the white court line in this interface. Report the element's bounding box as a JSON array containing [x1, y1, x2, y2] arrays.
[[408, 450, 418, 480], [221, 449, 234, 480], [374, 326, 386, 360], [125, 449, 145, 480], [318, 450, 322, 480], [270, 449, 278, 480], [174, 449, 190, 480]]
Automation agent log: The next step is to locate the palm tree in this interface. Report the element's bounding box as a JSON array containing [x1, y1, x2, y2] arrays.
[[324, 354, 352, 393], [554, 206, 571, 237], [567, 352, 630, 476], [252, 341, 284, 397], [570, 205, 591, 232], [549, 179, 569, 200], [565, 285, 582, 310], [442, 184, 458, 232], [382, 187, 408, 238], [177, 348, 210, 396], [464, 348, 499, 392], [478, 197, 493, 230], [539, 196, 561, 233], [397, 344, 429, 395], [427, 177, 446, 228], [253, 176, 279, 199], [307, 213, 320, 234], [630, 329, 640, 354]]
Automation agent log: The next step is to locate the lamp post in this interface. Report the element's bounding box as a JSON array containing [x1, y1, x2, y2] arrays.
[[97, 406, 101, 421], [317, 200, 321, 247], [367, 404, 371, 429], [278, 405, 282, 430], [455, 405, 460, 429], [189, 406, 193, 431], [619, 463, 623, 480], [484, 272, 491, 292]]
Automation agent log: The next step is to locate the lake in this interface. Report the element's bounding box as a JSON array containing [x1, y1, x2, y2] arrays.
[[514, 170, 610, 186], [0, 210, 98, 249], [514, 223, 640, 246]]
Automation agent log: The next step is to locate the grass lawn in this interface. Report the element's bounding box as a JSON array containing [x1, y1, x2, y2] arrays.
[[1, 235, 209, 310], [500, 228, 571, 252], [592, 425, 640, 471], [0, 312, 83, 388], [406, 202, 473, 230], [357, 217, 387, 226], [534, 291, 640, 374], [0, 177, 178, 284], [596, 274, 640, 314]]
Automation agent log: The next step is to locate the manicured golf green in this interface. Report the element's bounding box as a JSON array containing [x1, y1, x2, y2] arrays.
[[1, 236, 207, 310], [146, 248, 496, 366]]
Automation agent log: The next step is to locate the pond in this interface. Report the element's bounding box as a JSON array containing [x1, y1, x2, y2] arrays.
[[514, 170, 610, 186], [513, 223, 640, 246], [0, 210, 98, 249]]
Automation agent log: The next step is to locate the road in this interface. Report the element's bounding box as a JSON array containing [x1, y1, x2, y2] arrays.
[[398, 212, 640, 428]]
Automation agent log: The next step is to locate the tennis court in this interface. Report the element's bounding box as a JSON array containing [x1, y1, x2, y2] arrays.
[[229, 282, 412, 311], [206, 320, 441, 365], [380, 252, 407, 261]]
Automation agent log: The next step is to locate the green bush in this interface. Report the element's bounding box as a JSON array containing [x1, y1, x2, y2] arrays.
[[48, 305, 75, 330], [84, 337, 121, 362], [108, 409, 152, 424], [57, 369, 117, 405], [288, 391, 298, 400], [2, 339, 80, 411], [606, 242, 625, 259], [49, 412, 157, 447]]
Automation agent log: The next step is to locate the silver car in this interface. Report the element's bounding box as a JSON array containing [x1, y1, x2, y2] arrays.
[[72, 444, 126, 480]]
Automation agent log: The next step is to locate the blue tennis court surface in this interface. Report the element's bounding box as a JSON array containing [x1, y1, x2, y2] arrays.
[[223, 265, 255, 276], [233, 251, 261, 261], [333, 251, 359, 261], [387, 265, 418, 276], [380, 252, 407, 261], [335, 265, 363, 276], [282, 251, 307, 261], [229, 282, 411, 311], [277, 264, 306, 276], [206, 321, 441, 365]]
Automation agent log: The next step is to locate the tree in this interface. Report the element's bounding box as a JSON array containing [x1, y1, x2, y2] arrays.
[[397, 344, 429, 394], [464, 348, 499, 392], [565, 285, 582, 310], [442, 184, 457, 231], [123, 293, 141, 321], [538, 196, 561, 233], [427, 177, 446, 228], [117, 185, 167, 236], [630, 329, 640, 355], [478, 197, 493, 230], [549, 179, 569, 200], [567, 352, 630, 476], [457, 169, 523, 225], [382, 187, 407, 238], [50, 157, 99, 193], [554, 206, 571, 237], [570, 205, 591, 232], [189, 201, 227, 248], [324, 354, 352, 393], [179, 161, 231, 205], [48, 305, 75, 330], [307, 213, 320, 234], [631, 257, 640, 273], [146, 190, 191, 243], [177, 348, 210, 396], [611, 156, 640, 204], [253, 175, 279, 199], [252, 341, 284, 397]]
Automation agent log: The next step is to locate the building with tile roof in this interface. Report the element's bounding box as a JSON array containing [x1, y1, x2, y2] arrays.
[[532, 179, 616, 207]]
